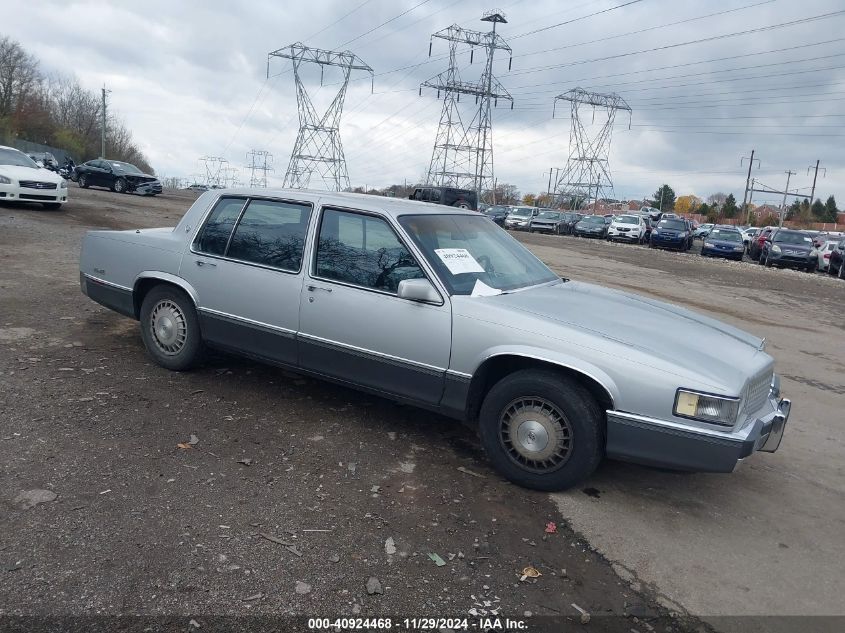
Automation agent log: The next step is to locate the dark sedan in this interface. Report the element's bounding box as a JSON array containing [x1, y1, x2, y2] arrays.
[[76, 159, 162, 195], [529, 209, 567, 234], [759, 229, 817, 272], [482, 205, 510, 227], [701, 228, 745, 260], [559, 212, 583, 235], [572, 214, 608, 238], [649, 218, 691, 251]]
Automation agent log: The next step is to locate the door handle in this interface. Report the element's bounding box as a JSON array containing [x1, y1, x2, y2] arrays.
[[195, 260, 216, 267], [306, 285, 332, 293]]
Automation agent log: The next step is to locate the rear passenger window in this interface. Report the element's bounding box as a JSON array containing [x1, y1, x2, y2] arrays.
[[226, 199, 311, 271], [315, 208, 424, 293], [194, 197, 246, 256], [430, 188, 441, 203]]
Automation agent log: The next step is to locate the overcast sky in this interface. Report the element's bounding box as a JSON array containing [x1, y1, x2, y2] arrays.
[[5, 0, 844, 204]]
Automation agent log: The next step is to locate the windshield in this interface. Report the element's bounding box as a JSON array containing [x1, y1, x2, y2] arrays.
[[399, 214, 559, 295], [580, 215, 604, 225], [510, 207, 533, 218], [537, 211, 561, 220], [658, 219, 686, 230], [615, 215, 639, 224], [708, 229, 741, 242], [0, 148, 39, 168], [110, 161, 143, 174], [774, 231, 812, 245]]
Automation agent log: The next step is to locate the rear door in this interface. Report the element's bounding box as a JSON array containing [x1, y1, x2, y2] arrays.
[[298, 205, 451, 405], [180, 195, 313, 365]]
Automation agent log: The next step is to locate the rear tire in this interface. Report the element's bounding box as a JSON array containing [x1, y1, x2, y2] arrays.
[[139, 285, 203, 371], [478, 369, 603, 491]]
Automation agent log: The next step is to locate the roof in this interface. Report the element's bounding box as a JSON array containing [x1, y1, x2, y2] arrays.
[[220, 188, 475, 220]]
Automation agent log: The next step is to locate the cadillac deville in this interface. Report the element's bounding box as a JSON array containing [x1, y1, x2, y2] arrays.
[[79, 190, 790, 490]]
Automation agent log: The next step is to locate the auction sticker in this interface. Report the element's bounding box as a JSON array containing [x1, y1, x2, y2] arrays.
[[434, 248, 484, 274]]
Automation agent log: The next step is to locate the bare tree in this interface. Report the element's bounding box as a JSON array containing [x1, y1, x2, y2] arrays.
[[0, 36, 40, 119], [707, 192, 728, 207]]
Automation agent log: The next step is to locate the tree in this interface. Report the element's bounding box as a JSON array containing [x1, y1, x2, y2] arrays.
[[698, 202, 711, 217], [810, 198, 826, 220], [675, 194, 701, 215], [707, 192, 728, 207], [721, 193, 738, 219], [494, 182, 520, 205], [651, 184, 676, 210], [824, 195, 839, 222], [522, 193, 536, 207]]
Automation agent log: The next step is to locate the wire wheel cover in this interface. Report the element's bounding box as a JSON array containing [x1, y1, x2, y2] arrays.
[[499, 397, 573, 473], [150, 300, 187, 355]]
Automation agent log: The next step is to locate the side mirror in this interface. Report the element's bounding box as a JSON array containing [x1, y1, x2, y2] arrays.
[[398, 278, 441, 305]]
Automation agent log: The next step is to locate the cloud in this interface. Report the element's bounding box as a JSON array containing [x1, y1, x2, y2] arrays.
[[4, 0, 843, 202]]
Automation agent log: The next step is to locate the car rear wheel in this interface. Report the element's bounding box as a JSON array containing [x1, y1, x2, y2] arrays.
[[478, 369, 603, 491], [139, 285, 203, 371], [113, 177, 128, 193], [78, 174, 89, 188]]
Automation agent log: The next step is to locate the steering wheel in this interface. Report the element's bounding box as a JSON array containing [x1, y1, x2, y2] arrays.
[[477, 254, 495, 274]]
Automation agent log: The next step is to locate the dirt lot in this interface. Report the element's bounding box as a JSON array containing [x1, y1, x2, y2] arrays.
[[1, 187, 843, 633]]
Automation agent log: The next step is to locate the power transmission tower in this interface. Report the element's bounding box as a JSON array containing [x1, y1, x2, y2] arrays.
[[421, 11, 513, 202], [268, 43, 373, 191], [199, 156, 229, 188], [246, 150, 273, 188], [550, 88, 631, 209], [225, 167, 241, 188], [807, 160, 826, 204]]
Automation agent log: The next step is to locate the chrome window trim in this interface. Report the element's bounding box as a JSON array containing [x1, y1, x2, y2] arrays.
[[298, 331, 446, 374], [82, 273, 131, 292], [189, 195, 315, 275], [309, 204, 445, 305]]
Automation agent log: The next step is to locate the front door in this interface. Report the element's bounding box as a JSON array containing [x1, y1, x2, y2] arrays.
[[298, 206, 451, 405], [179, 195, 313, 366]]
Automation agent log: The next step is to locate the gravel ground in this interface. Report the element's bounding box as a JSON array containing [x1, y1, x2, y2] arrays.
[[2, 188, 842, 633], [0, 188, 708, 632]]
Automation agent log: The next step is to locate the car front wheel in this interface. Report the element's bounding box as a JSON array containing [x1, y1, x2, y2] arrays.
[[113, 177, 128, 193], [139, 285, 203, 371], [78, 174, 89, 188], [478, 369, 603, 491]]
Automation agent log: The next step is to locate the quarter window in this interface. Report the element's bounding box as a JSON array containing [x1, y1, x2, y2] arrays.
[[194, 197, 246, 256], [226, 199, 312, 271], [315, 208, 425, 293]]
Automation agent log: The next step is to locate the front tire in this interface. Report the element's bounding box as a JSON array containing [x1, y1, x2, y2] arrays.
[[78, 174, 89, 188], [113, 177, 128, 193], [139, 285, 203, 371], [478, 370, 603, 491]]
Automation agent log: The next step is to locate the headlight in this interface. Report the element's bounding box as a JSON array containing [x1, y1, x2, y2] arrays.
[[60, 179, 67, 189], [734, 245, 744, 251], [704, 242, 714, 248], [0, 174, 11, 184], [771, 244, 781, 253], [674, 389, 740, 427]]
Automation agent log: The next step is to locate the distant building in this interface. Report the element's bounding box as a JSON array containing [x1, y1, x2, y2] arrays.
[[749, 204, 782, 220]]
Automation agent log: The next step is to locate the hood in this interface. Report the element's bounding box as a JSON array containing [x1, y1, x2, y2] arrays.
[[465, 281, 768, 390], [0, 164, 64, 183], [774, 242, 812, 253], [705, 237, 743, 247], [118, 170, 157, 180]]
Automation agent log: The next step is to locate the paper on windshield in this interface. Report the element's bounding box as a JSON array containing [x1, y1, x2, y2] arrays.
[[470, 280, 502, 297], [434, 248, 484, 274]]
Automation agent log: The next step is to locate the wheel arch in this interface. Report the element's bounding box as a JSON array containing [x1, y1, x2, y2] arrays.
[[463, 352, 618, 424], [132, 272, 199, 319]]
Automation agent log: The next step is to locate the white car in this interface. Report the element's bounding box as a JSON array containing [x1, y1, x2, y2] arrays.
[[607, 214, 646, 243], [814, 240, 839, 271], [0, 145, 68, 210]]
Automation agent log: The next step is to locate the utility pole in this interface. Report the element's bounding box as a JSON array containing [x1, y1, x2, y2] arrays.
[[546, 168, 553, 203], [741, 150, 760, 223], [807, 160, 826, 206], [100, 86, 110, 159], [780, 170, 796, 227]]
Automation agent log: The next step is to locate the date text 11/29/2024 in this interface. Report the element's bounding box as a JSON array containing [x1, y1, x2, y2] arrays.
[[307, 617, 529, 630]]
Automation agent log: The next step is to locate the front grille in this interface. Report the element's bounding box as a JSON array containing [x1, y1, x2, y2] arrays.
[[745, 370, 773, 414], [19, 180, 57, 190]]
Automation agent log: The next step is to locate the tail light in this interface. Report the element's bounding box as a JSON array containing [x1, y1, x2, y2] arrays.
[[823, 253, 830, 259]]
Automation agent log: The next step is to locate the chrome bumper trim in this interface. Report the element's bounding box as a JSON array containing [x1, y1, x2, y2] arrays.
[[760, 398, 790, 453]]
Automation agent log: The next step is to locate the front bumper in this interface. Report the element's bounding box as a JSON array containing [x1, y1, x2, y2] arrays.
[[605, 385, 790, 472], [575, 229, 605, 238], [767, 251, 815, 268], [530, 222, 558, 233], [702, 244, 744, 259], [0, 182, 67, 204], [133, 180, 163, 195], [608, 230, 639, 241], [651, 234, 685, 248], [505, 220, 530, 230]]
